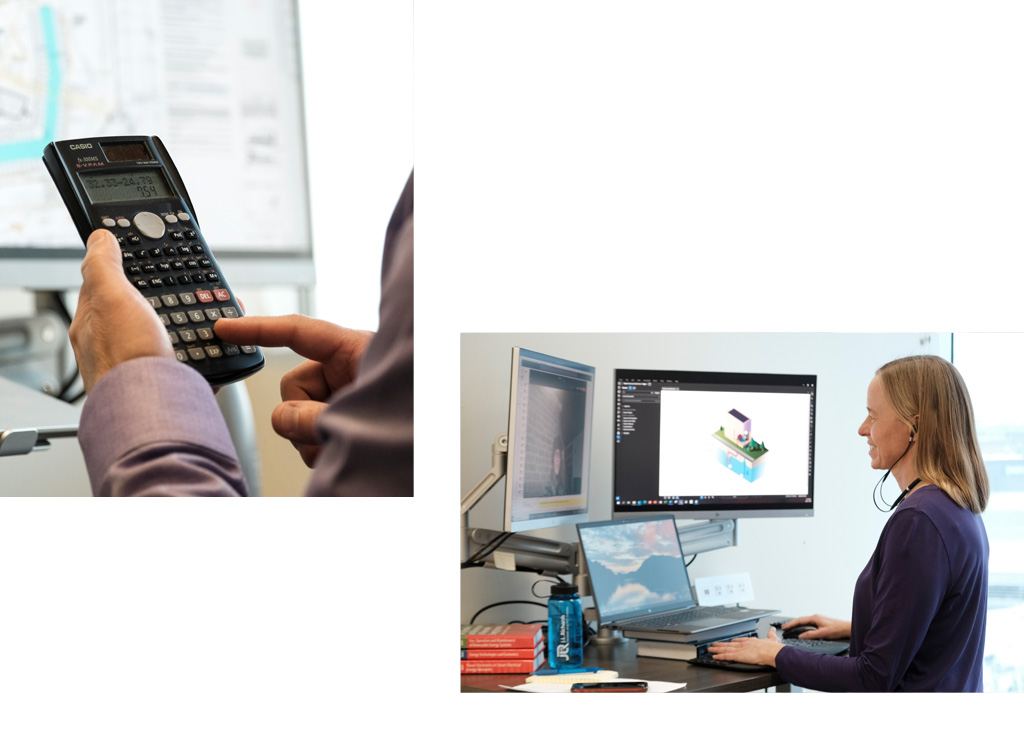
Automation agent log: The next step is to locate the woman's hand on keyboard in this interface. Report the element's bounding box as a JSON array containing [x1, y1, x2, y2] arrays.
[[706, 635, 785, 668]]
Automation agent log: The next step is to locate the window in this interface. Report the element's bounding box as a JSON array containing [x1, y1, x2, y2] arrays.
[[953, 334, 1024, 691]]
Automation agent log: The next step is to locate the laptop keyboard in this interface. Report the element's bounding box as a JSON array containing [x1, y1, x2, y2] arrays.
[[628, 606, 748, 629]]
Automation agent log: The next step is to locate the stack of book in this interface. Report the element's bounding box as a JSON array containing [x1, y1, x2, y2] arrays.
[[460, 623, 547, 674], [629, 623, 758, 661]]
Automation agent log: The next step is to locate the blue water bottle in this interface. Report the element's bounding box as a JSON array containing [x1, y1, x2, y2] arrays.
[[547, 582, 584, 670]]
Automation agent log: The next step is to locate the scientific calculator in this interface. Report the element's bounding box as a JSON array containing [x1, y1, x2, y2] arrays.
[[42, 135, 264, 386]]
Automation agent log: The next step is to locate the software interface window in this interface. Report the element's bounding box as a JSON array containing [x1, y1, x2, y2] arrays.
[[614, 371, 815, 515], [658, 389, 812, 496]]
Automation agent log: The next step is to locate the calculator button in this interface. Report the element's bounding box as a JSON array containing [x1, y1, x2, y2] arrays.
[[171, 260, 185, 270], [103, 218, 116, 228], [178, 292, 196, 305], [128, 264, 142, 274], [196, 290, 214, 303], [145, 296, 161, 309], [206, 272, 219, 282], [127, 235, 141, 245], [174, 350, 189, 363], [170, 312, 189, 325], [177, 274, 191, 284], [117, 218, 131, 228], [197, 327, 215, 341], [220, 307, 239, 318], [164, 214, 178, 224], [161, 294, 179, 307], [185, 259, 199, 270], [170, 231, 184, 241], [135, 279, 150, 289], [241, 345, 257, 354], [223, 343, 240, 356], [134, 211, 166, 240], [158, 262, 171, 272], [159, 314, 170, 325], [199, 258, 212, 268], [142, 264, 156, 273], [187, 310, 205, 323], [185, 230, 197, 240], [135, 249, 148, 259], [187, 347, 206, 361], [179, 329, 197, 342], [204, 308, 221, 321], [204, 345, 223, 358], [162, 276, 177, 286], [150, 248, 164, 258], [192, 273, 207, 282], [192, 245, 205, 254], [149, 278, 164, 288], [167, 331, 179, 345], [212, 288, 230, 302], [122, 252, 136, 262]]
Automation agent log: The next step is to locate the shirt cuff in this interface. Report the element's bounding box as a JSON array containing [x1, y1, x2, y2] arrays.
[[78, 357, 240, 486]]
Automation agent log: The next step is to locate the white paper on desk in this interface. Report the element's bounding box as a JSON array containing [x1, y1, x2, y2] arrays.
[[501, 679, 685, 693]]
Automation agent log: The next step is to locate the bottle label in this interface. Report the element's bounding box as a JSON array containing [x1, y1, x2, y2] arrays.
[[556, 613, 570, 659]]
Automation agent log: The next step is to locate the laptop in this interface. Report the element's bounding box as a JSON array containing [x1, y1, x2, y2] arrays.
[[576, 516, 778, 636]]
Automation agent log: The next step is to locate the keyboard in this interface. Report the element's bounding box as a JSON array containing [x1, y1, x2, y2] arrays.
[[780, 638, 849, 655]]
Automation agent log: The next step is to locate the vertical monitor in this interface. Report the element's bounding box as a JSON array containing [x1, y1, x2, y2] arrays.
[[504, 348, 596, 533], [614, 369, 816, 519]]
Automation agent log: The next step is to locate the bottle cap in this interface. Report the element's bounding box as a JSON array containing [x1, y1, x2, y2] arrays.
[[551, 583, 578, 596]]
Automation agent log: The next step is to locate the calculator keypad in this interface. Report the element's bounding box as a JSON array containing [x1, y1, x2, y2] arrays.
[[113, 222, 253, 367]]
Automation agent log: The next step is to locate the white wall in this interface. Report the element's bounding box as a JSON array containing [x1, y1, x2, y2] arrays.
[[461, 332, 952, 624], [297, 0, 413, 330]]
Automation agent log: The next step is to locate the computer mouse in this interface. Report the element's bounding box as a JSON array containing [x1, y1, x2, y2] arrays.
[[782, 624, 818, 640]]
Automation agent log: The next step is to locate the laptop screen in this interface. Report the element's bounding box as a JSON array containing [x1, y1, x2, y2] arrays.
[[577, 516, 697, 623]]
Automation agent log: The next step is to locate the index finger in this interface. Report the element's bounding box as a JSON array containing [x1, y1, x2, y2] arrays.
[[215, 314, 354, 363]]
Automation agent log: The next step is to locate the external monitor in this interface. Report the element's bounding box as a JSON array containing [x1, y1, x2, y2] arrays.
[[613, 368, 816, 520], [0, 0, 313, 289], [504, 347, 596, 533]]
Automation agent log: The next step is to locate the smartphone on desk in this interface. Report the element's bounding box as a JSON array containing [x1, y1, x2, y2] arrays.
[[43, 135, 265, 387], [570, 681, 648, 693]]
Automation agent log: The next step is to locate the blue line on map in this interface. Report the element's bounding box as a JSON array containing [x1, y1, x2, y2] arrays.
[[0, 5, 60, 163]]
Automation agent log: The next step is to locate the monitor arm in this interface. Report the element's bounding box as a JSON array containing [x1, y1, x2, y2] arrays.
[[460, 431, 577, 576]]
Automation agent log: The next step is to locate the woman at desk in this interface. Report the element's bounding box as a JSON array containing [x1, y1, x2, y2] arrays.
[[708, 355, 989, 691]]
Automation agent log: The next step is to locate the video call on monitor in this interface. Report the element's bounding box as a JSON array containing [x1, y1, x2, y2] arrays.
[[613, 369, 816, 519]]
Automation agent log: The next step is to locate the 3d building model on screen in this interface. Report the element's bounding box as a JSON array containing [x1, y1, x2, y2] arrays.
[[712, 408, 769, 482]]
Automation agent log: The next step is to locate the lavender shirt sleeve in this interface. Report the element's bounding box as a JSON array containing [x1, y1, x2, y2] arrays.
[[305, 172, 414, 497], [78, 356, 247, 496]]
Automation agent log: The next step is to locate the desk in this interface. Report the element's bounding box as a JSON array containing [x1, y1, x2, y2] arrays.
[[462, 637, 793, 693]]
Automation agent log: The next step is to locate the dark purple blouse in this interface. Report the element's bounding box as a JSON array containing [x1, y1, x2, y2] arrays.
[[776, 484, 989, 691]]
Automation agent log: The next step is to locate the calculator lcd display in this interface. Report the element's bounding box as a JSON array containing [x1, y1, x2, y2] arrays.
[[79, 170, 177, 204]]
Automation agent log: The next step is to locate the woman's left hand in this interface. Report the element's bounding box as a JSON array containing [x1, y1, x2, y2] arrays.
[[706, 627, 786, 667]]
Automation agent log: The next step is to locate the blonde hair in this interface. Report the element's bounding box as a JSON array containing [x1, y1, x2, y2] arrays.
[[876, 355, 988, 513]]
